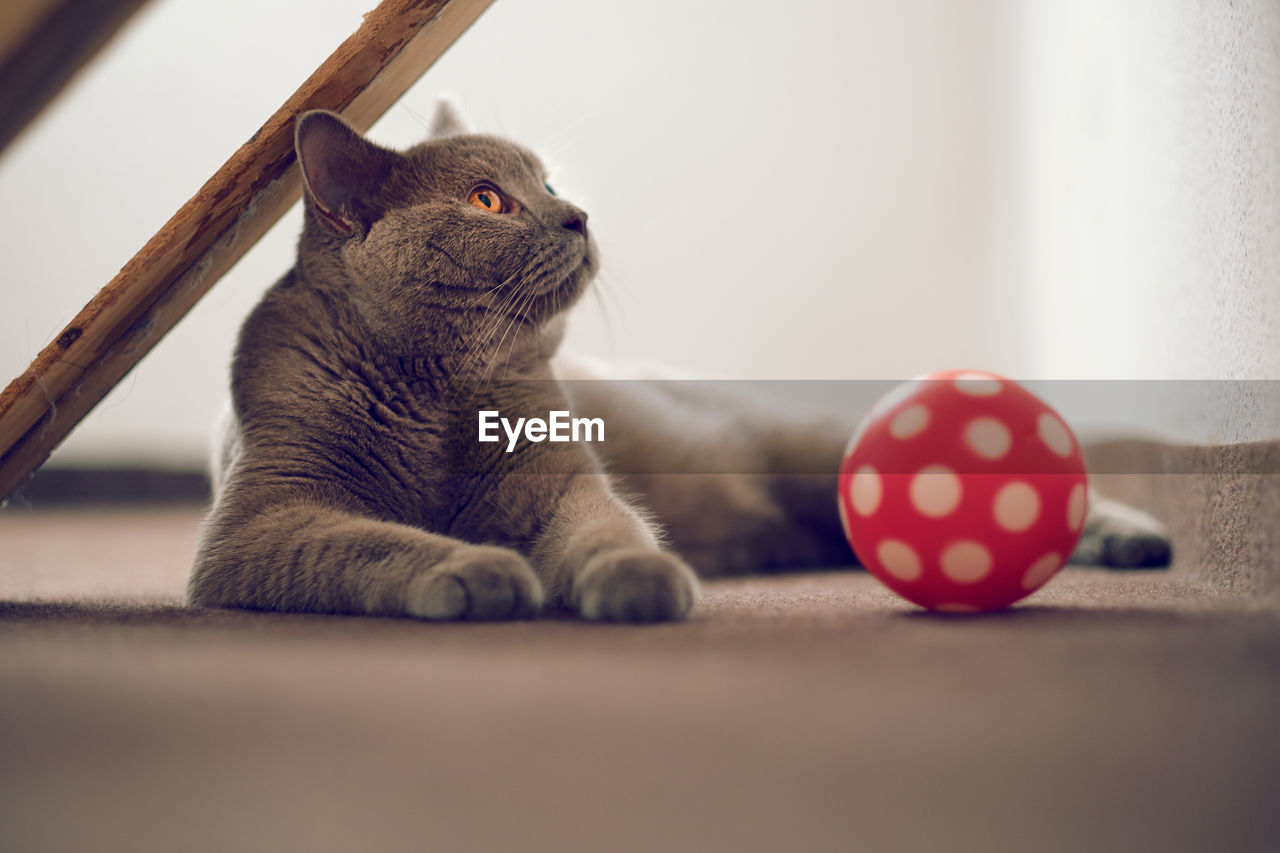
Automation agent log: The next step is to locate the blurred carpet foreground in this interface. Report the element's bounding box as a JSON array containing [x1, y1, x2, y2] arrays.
[[1, 441, 1277, 853]]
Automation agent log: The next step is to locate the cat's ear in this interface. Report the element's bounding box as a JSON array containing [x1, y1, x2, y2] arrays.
[[295, 110, 399, 236], [429, 97, 469, 138]]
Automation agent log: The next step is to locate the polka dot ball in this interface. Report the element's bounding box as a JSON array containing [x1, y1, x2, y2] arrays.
[[838, 370, 1089, 612]]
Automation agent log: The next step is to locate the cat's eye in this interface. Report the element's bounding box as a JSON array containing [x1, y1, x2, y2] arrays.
[[544, 182, 557, 197], [467, 185, 506, 214]]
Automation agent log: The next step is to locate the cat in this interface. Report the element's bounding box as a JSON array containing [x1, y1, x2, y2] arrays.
[[190, 102, 1171, 622]]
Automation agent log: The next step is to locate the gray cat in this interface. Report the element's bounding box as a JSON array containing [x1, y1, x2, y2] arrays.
[[190, 103, 1170, 622]]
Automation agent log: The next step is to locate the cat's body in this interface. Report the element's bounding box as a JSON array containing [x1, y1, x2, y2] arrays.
[[191, 104, 1170, 622]]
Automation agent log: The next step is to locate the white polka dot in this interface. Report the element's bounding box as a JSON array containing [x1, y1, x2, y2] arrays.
[[935, 602, 980, 614], [1067, 483, 1087, 531], [1038, 412, 1074, 457], [993, 481, 1041, 532], [851, 465, 883, 517], [965, 417, 1012, 460], [909, 465, 961, 518], [890, 404, 930, 440], [940, 541, 993, 583], [953, 373, 1002, 397], [877, 540, 922, 582], [1022, 552, 1063, 590], [837, 495, 852, 541]]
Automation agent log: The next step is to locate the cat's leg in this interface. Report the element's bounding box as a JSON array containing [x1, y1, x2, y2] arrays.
[[191, 501, 542, 619], [557, 370, 852, 575], [1069, 490, 1173, 568], [615, 472, 852, 577], [522, 473, 700, 622]]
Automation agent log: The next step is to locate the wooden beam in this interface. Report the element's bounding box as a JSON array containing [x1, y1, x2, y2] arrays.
[[0, 0, 150, 155], [0, 0, 496, 502]]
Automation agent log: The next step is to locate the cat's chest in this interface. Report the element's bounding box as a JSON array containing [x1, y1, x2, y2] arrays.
[[304, 371, 458, 510], [266, 355, 575, 531]]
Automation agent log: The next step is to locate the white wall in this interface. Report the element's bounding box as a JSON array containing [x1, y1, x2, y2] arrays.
[[0, 0, 1022, 467], [0, 0, 1273, 468], [1016, 0, 1280, 441]]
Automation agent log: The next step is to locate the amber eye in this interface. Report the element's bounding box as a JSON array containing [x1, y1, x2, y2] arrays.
[[468, 186, 505, 213]]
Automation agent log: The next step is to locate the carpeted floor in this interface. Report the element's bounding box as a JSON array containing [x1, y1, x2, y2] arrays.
[[1, 441, 1278, 853]]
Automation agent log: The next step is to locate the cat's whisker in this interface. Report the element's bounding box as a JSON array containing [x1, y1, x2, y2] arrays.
[[594, 267, 622, 313], [489, 251, 565, 385], [588, 261, 618, 300], [455, 309, 512, 388], [539, 110, 595, 159], [462, 268, 520, 310], [508, 276, 552, 373], [584, 266, 625, 343], [449, 264, 530, 370], [474, 262, 536, 341], [487, 276, 542, 386], [399, 102, 432, 131], [445, 271, 524, 376], [590, 285, 615, 341], [452, 255, 543, 389]]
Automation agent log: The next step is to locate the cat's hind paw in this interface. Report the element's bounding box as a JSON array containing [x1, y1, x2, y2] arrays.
[[406, 546, 543, 620], [1070, 494, 1173, 569], [572, 549, 700, 623]]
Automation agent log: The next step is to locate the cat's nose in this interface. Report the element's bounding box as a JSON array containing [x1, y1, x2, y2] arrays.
[[563, 210, 588, 237]]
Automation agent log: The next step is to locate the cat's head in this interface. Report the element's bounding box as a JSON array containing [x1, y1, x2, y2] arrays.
[[293, 101, 597, 354]]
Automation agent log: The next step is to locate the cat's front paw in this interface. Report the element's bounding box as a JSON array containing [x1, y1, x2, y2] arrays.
[[405, 546, 543, 620], [572, 549, 700, 623], [1070, 494, 1173, 569]]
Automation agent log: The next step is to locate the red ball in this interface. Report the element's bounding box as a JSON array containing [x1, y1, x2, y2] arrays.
[[837, 370, 1089, 612]]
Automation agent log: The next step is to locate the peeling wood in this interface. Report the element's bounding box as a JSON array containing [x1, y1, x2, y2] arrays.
[[0, 0, 497, 501]]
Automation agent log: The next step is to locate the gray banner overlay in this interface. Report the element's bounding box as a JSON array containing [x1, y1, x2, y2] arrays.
[[443, 380, 1280, 476]]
